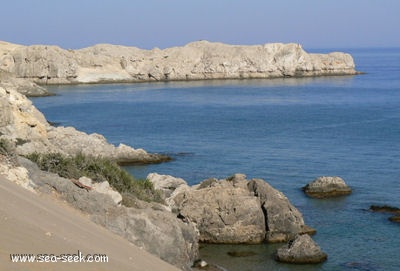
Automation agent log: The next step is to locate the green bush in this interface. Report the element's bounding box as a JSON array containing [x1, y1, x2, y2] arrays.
[[25, 152, 164, 205]]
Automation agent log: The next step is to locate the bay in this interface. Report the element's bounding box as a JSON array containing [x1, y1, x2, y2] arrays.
[[32, 48, 400, 271]]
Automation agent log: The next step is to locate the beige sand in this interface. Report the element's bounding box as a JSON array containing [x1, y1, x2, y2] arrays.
[[0, 176, 180, 271]]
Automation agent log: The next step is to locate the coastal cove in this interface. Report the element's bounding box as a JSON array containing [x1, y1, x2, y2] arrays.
[[31, 48, 400, 271]]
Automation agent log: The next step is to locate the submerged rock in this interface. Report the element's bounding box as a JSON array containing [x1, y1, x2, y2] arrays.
[[369, 205, 400, 224], [369, 205, 400, 214], [303, 176, 352, 198], [227, 250, 258, 257], [389, 216, 400, 223], [275, 234, 327, 264]]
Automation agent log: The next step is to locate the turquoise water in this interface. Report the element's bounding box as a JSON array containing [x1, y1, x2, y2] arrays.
[[33, 48, 400, 270]]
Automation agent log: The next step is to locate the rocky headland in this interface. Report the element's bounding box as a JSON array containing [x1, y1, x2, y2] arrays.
[[1, 40, 358, 85]]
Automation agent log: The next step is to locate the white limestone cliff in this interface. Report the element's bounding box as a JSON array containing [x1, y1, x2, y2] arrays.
[[0, 40, 358, 85]]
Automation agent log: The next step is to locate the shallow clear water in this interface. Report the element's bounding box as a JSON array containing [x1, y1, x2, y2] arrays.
[[32, 48, 400, 271]]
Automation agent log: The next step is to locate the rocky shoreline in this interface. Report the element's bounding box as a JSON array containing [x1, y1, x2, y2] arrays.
[[0, 40, 362, 270], [0, 73, 169, 164]]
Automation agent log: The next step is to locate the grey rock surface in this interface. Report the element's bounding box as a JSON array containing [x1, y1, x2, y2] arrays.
[[248, 178, 316, 242], [275, 234, 327, 264], [174, 175, 266, 244], [92, 206, 199, 271], [166, 173, 313, 244]]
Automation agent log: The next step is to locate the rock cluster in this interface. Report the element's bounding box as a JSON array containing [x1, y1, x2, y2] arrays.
[[0, 40, 358, 85], [149, 173, 315, 244], [303, 176, 352, 198], [275, 234, 327, 264]]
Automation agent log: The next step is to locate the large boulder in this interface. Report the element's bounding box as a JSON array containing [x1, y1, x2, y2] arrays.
[[165, 173, 313, 244], [275, 234, 327, 264], [303, 176, 352, 198], [248, 178, 316, 242], [172, 174, 266, 244]]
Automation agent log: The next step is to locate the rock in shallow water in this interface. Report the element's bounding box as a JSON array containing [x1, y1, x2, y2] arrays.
[[150, 173, 315, 244], [303, 176, 352, 198], [275, 234, 327, 264]]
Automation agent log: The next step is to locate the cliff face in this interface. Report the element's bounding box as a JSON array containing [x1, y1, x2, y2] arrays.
[[0, 41, 357, 84]]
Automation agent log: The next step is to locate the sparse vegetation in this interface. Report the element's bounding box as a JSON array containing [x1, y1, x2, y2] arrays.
[[25, 152, 164, 205], [0, 138, 18, 165], [0, 138, 14, 156]]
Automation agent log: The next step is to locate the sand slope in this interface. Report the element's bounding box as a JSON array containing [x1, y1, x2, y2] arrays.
[[0, 176, 180, 271]]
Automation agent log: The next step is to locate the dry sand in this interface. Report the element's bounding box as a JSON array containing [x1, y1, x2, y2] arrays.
[[0, 175, 180, 271]]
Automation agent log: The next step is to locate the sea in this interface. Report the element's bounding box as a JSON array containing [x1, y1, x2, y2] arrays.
[[32, 48, 400, 271]]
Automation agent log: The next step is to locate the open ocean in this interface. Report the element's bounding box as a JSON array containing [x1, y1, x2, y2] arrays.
[[32, 48, 400, 271]]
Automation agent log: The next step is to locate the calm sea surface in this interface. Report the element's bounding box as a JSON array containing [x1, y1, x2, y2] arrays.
[[33, 48, 400, 271]]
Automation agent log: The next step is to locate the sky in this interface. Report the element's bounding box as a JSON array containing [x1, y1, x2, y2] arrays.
[[1, 0, 399, 50]]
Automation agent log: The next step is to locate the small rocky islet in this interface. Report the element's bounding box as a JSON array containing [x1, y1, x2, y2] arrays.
[[0, 40, 362, 269], [303, 176, 352, 198]]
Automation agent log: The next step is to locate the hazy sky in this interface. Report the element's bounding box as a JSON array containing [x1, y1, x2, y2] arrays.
[[1, 0, 399, 50]]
